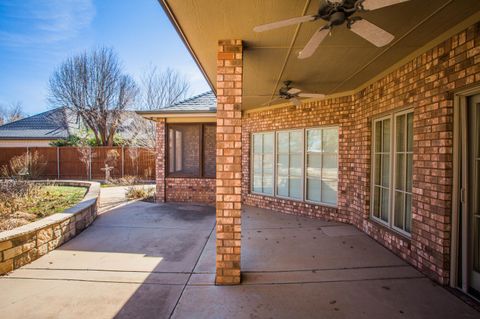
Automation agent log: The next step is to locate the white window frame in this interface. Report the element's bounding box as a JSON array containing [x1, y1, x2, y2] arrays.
[[250, 126, 339, 207], [371, 108, 414, 237]]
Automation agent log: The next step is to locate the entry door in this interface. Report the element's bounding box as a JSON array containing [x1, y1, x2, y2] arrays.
[[468, 94, 480, 294]]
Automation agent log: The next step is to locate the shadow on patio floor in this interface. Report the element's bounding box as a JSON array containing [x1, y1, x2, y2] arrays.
[[0, 202, 478, 318]]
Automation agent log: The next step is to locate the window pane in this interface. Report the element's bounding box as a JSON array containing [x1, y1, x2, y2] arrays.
[[374, 154, 381, 185], [396, 153, 405, 191], [322, 179, 337, 205], [375, 121, 382, 153], [307, 129, 321, 152], [263, 154, 274, 175], [396, 114, 405, 152], [253, 175, 262, 193], [277, 132, 289, 153], [263, 174, 274, 195], [307, 154, 322, 178], [253, 134, 263, 154], [253, 155, 262, 174], [405, 193, 412, 233], [381, 154, 390, 187], [381, 188, 389, 222], [262, 174, 273, 195], [323, 128, 338, 153], [203, 125, 216, 178], [175, 131, 183, 171], [322, 155, 338, 182], [394, 191, 405, 229], [373, 186, 381, 218], [277, 154, 289, 176], [289, 176, 302, 199], [406, 153, 413, 192], [290, 131, 303, 153], [252, 132, 275, 195], [277, 176, 288, 196], [263, 133, 274, 153], [290, 154, 302, 176], [407, 112, 414, 152], [383, 119, 391, 152], [307, 178, 321, 202]]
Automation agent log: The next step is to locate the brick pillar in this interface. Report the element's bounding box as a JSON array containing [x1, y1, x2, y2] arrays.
[[155, 119, 166, 203], [215, 39, 243, 285]]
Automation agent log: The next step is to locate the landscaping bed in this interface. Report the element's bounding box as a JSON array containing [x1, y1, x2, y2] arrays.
[[0, 181, 87, 232]]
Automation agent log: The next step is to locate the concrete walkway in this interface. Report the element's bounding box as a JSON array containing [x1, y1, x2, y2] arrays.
[[0, 203, 478, 318], [98, 185, 155, 212]]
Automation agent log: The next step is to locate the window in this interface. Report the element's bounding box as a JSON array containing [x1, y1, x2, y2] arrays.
[[167, 124, 216, 178], [277, 130, 303, 199], [306, 128, 338, 205], [251, 127, 339, 206], [252, 132, 274, 195], [371, 109, 413, 235]]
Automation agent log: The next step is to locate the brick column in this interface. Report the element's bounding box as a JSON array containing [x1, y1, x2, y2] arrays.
[[155, 119, 166, 203], [215, 39, 243, 285]]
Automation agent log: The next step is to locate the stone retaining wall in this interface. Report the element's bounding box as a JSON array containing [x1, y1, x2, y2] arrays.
[[0, 181, 100, 275]]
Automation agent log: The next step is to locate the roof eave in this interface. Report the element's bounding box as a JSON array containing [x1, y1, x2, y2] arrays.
[[158, 0, 215, 94]]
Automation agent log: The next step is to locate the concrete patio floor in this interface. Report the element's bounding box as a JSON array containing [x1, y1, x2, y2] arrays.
[[0, 201, 478, 318]]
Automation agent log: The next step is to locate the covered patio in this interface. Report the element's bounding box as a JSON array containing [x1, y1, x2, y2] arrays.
[[0, 200, 477, 318]]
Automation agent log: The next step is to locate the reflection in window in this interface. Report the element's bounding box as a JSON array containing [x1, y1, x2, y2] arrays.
[[167, 124, 215, 178], [306, 128, 338, 205]]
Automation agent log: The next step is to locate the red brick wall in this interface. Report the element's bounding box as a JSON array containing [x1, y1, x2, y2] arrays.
[[242, 22, 480, 284], [165, 178, 215, 203]]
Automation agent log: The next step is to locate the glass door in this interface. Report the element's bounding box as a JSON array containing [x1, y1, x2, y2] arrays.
[[468, 94, 480, 296]]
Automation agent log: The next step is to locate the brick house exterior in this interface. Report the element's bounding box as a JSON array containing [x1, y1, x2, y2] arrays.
[[141, 1, 480, 294]]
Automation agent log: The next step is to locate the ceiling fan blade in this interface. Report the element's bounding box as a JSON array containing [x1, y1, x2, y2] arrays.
[[291, 98, 302, 107], [298, 93, 326, 99], [262, 97, 284, 106], [350, 19, 394, 47], [254, 15, 316, 32], [361, 0, 409, 11], [298, 26, 330, 59], [287, 87, 302, 95]]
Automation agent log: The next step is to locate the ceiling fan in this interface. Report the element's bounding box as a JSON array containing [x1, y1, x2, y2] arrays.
[[266, 81, 325, 107], [253, 0, 409, 59]]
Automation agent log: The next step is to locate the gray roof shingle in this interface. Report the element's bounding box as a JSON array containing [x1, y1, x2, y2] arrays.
[[157, 91, 216, 113], [0, 108, 70, 140]]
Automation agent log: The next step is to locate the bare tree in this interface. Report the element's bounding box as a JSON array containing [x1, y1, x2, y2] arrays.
[[139, 66, 190, 110], [119, 112, 156, 150], [48, 47, 138, 146], [0, 101, 26, 124]]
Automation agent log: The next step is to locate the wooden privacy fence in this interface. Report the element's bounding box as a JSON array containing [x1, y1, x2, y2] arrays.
[[0, 147, 156, 180]]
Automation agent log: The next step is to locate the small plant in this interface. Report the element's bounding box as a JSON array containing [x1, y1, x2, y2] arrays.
[[126, 185, 154, 201], [106, 175, 140, 186]]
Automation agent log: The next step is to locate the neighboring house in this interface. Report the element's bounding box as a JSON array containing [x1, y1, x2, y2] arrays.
[[140, 0, 480, 298], [0, 108, 73, 147], [0, 107, 152, 148]]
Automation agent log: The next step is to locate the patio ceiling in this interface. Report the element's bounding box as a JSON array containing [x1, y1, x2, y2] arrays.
[[159, 0, 480, 110]]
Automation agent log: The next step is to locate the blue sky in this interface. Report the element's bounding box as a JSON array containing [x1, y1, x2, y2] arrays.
[[0, 0, 210, 115]]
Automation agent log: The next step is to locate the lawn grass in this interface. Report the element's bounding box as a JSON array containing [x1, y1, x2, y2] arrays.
[[0, 184, 86, 232], [25, 186, 87, 217]]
